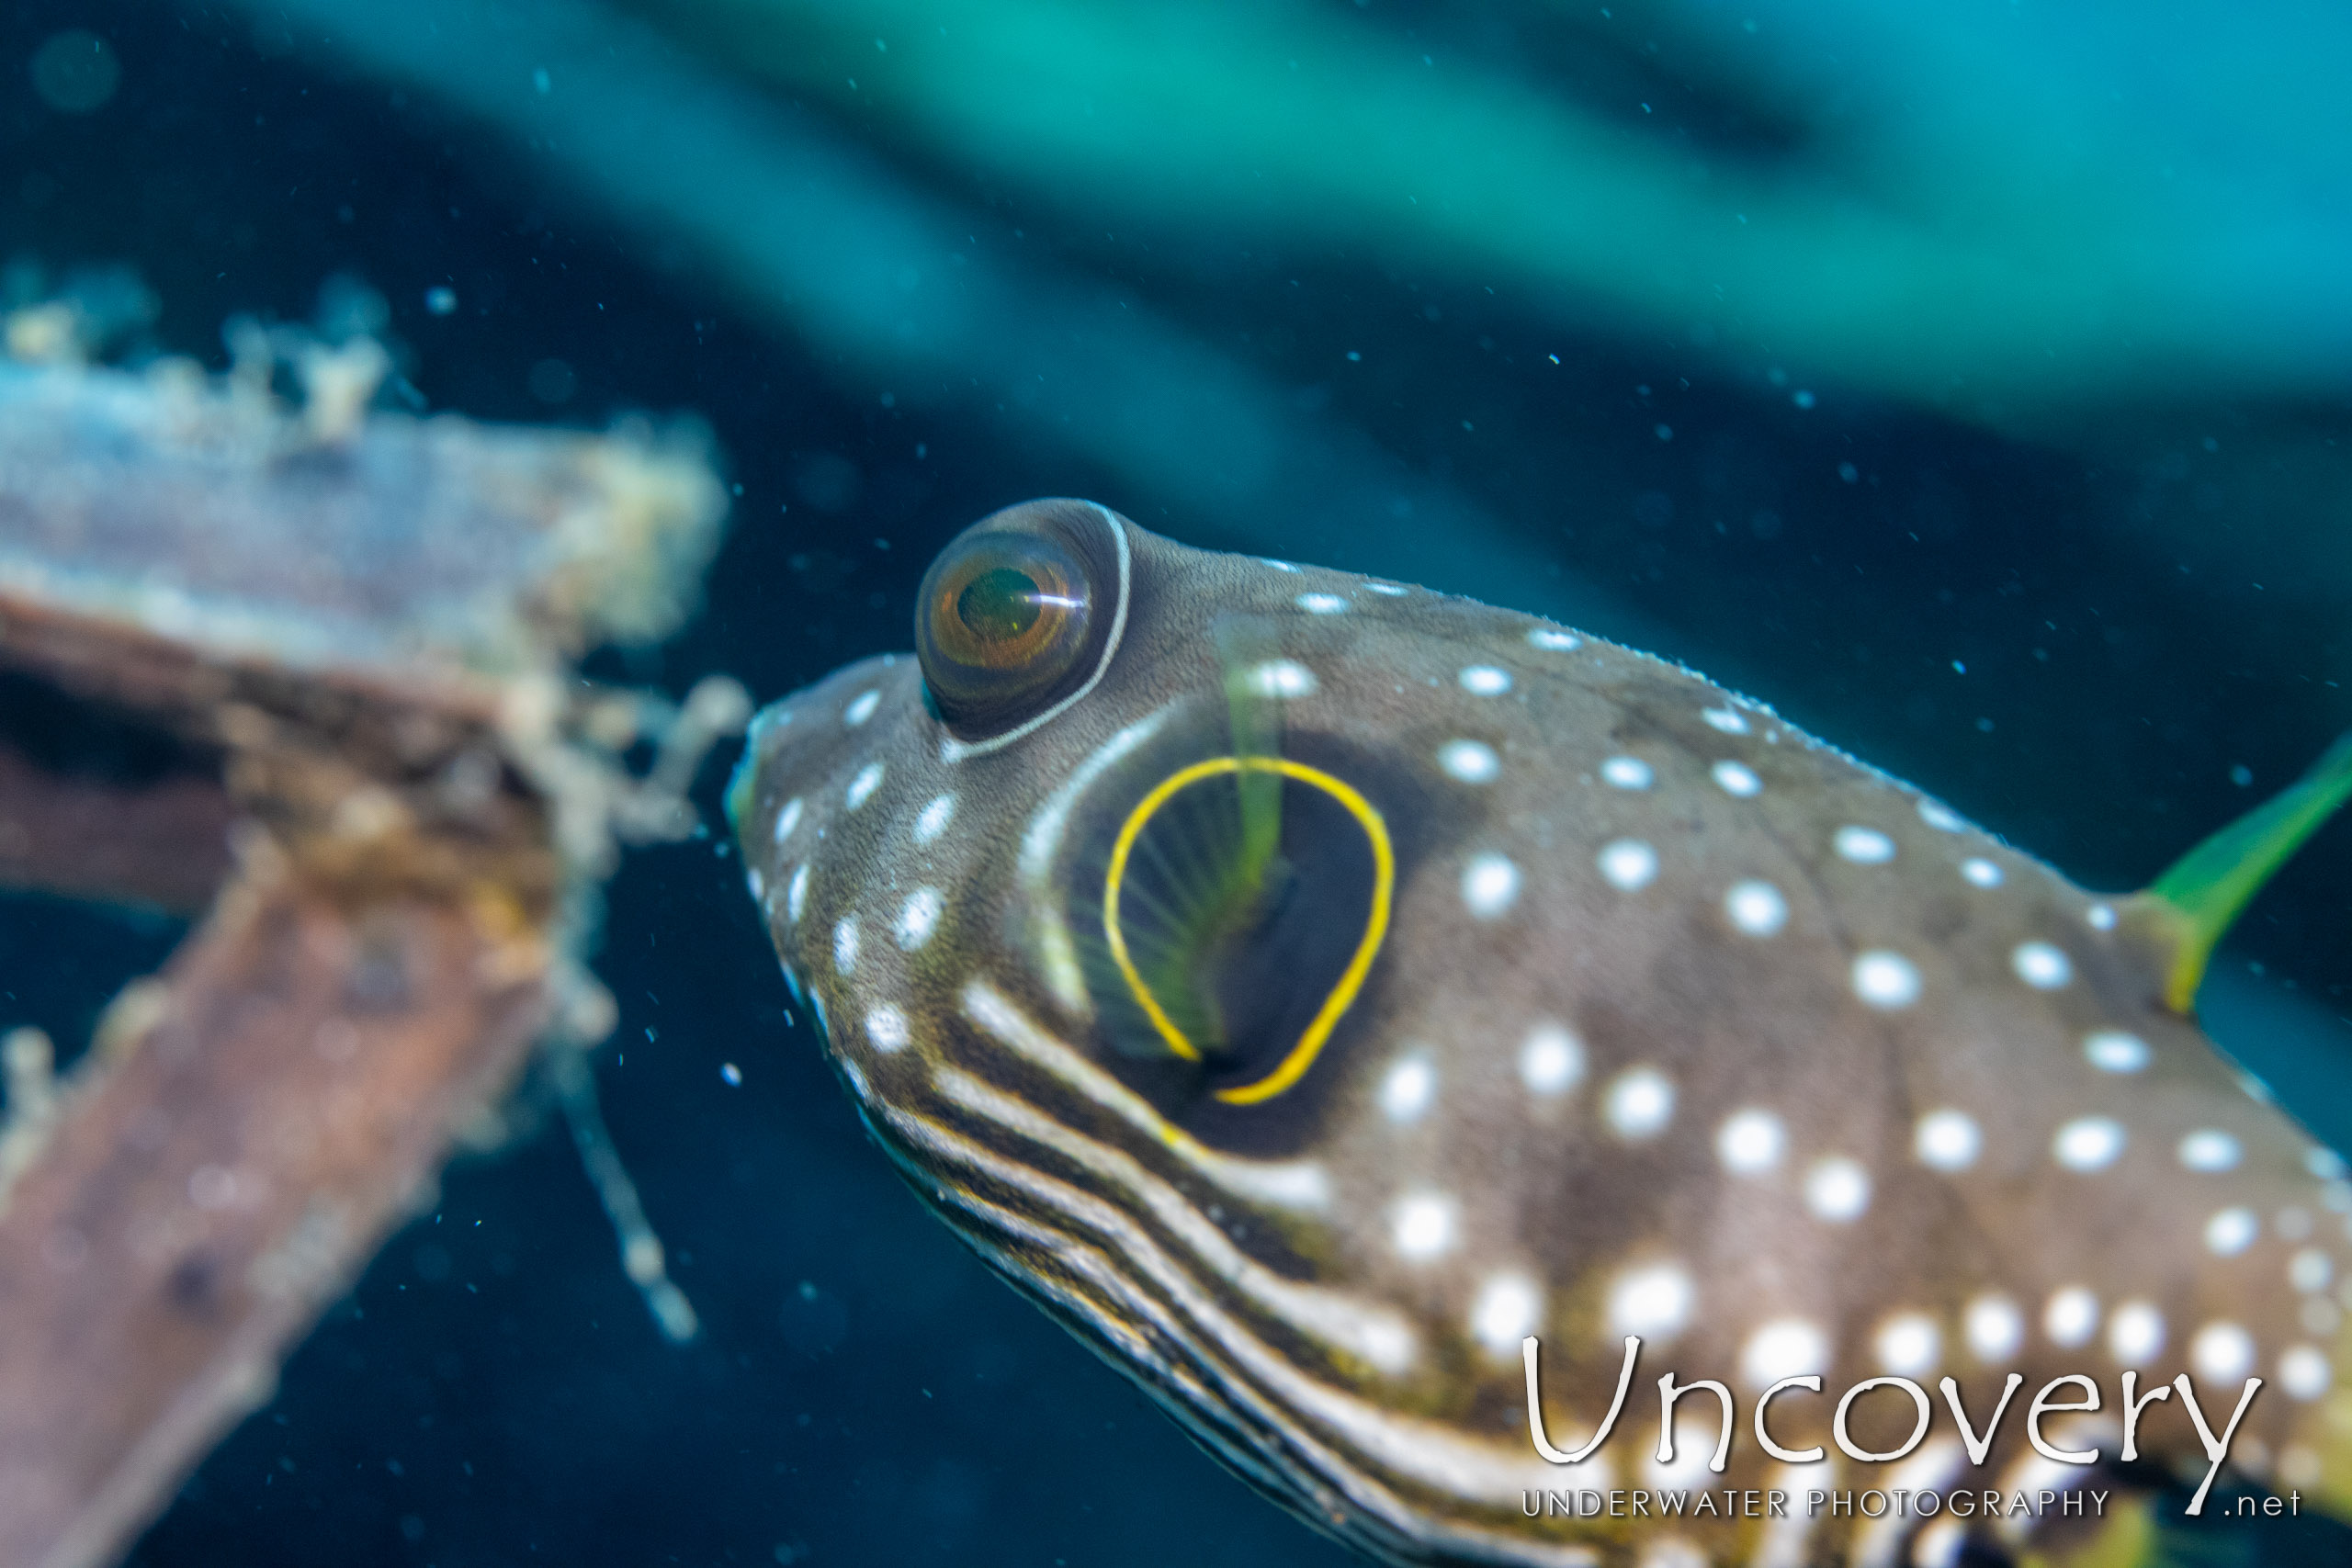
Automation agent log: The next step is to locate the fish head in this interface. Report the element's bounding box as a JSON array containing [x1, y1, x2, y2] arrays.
[[731, 498, 2352, 1566]]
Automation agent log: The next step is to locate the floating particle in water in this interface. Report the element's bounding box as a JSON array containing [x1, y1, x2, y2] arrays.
[[425, 286, 458, 316]]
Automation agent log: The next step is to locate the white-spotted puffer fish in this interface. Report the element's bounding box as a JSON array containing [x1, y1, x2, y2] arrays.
[[726, 500, 2352, 1568]]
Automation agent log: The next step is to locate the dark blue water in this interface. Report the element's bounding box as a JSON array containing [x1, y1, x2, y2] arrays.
[[3, 4, 2347, 1564]]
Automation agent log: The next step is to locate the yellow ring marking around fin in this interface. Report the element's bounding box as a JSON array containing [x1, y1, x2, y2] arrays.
[[1101, 756, 1393, 1105]]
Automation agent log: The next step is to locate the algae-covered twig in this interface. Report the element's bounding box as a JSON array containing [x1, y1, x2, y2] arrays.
[[0, 334, 737, 1568]]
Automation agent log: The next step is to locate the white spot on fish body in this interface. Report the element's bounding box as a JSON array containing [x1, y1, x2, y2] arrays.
[[1519, 1025, 1585, 1096], [914, 793, 956, 844], [1916, 1110, 1982, 1171], [1246, 660, 1318, 698], [2108, 1301, 2165, 1365], [1608, 1262, 1694, 1341], [1390, 1192, 1458, 1260], [1724, 880, 1787, 937], [2044, 1288, 2099, 1348], [1599, 839, 1658, 891], [2054, 1117, 2124, 1171], [2207, 1208, 2258, 1256], [1712, 760, 1761, 796], [1966, 1295, 2023, 1360], [865, 1006, 910, 1052], [1741, 1319, 1828, 1386], [2085, 1031, 2150, 1073], [2012, 942, 2073, 989], [2192, 1322, 2256, 1382], [2311, 1149, 2348, 1181], [1295, 592, 1349, 615], [745, 867, 764, 901], [832, 917, 860, 976], [786, 863, 809, 923], [2291, 1248, 2335, 1293], [1804, 1157, 1871, 1222], [2179, 1130, 2242, 1172], [1470, 1274, 1543, 1353], [1851, 952, 1921, 1010], [2282, 1345, 2334, 1400], [772, 796, 804, 844], [1528, 627, 1581, 650], [896, 888, 943, 951], [1600, 755, 1653, 790], [1876, 1314, 1940, 1376], [843, 690, 881, 726], [1458, 665, 1511, 695], [1261, 558, 1300, 572], [1438, 739, 1499, 783], [1716, 1109, 1785, 1175], [1364, 581, 1408, 597], [1918, 798, 1966, 832], [1702, 706, 1750, 734], [1605, 1067, 1675, 1138], [1962, 857, 2004, 887], [1378, 1055, 1437, 1124], [845, 761, 884, 809], [1834, 825, 1894, 864], [2086, 903, 2117, 931], [1461, 854, 1521, 918]]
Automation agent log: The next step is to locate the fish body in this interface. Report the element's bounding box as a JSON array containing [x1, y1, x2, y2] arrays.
[[729, 500, 2352, 1567]]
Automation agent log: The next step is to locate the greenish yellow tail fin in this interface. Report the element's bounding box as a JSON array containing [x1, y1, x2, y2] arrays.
[[2128, 730, 2352, 1012]]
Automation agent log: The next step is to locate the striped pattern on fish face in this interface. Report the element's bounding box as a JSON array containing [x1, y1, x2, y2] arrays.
[[730, 500, 2352, 1567]]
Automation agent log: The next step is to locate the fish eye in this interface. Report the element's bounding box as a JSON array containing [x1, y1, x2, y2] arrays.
[[915, 516, 1102, 734]]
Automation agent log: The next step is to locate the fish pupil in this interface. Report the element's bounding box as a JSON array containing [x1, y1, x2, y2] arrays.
[[956, 567, 1043, 642]]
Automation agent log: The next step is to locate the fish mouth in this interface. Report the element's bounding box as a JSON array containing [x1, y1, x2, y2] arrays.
[[723, 652, 918, 836]]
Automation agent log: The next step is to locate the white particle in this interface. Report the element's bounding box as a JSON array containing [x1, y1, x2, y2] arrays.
[[832, 916, 860, 976], [786, 863, 809, 923], [2179, 1130, 2241, 1172], [1918, 799, 1966, 832], [1438, 739, 1500, 783], [1529, 627, 1582, 650], [1608, 1261, 1695, 1341], [1804, 1157, 1871, 1222], [1461, 854, 1522, 919], [1715, 1109, 1785, 1175], [2281, 1345, 2333, 1400], [1851, 951, 1921, 1010], [2108, 1301, 2165, 1365], [2054, 1117, 2125, 1171], [1961, 857, 2004, 888], [1605, 1066, 1675, 1139], [1702, 706, 1750, 735], [865, 1006, 910, 1053], [2012, 942, 2073, 989], [1965, 1295, 2023, 1360], [2191, 1322, 2255, 1382], [2291, 1248, 2335, 1294], [1876, 1313, 1940, 1377], [843, 690, 881, 726], [895, 887, 944, 951], [1916, 1110, 1983, 1172], [1722, 879, 1787, 937], [913, 793, 957, 843], [2086, 903, 2117, 931], [2206, 1207, 2259, 1257], [1519, 1025, 1585, 1096], [1598, 839, 1659, 891], [1471, 1274, 1544, 1353], [1712, 761, 1761, 797], [720, 1062, 742, 1086], [772, 796, 805, 844], [1296, 592, 1349, 615], [1459, 665, 1512, 695], [845, 761, 885, 810], [1390, 1192, 1458, 1260], [1741, 1318, 1828, 1387], [1378, 1055, 1438, 1124], [2084, 1031, 2150, 1074], [1834, 825, 1895, 864], [1600, 755, 1654, 790], [2044, 1287, 2099, 1348], [1246, 660, 1318, 698]]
